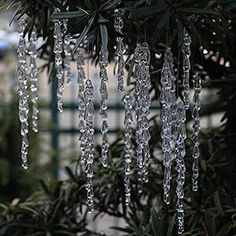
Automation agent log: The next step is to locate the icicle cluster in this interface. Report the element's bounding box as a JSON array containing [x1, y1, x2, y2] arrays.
[[182, 28, 191, 110], [99, 47, 109, 167], [160, 48, 176, 205], [53, 8, 64, 112], [17, 19, 29, 169], [114, 9, 125, 93], [84, 78, 95, 213], [28, 28, 39, 133], [175, 100, 187, 235], [191, 72, 201, 192], [76, 48, 86, 162], [62, 14, 72, 83], [134, 43, 151, 192], [123, 93, 133, 205]]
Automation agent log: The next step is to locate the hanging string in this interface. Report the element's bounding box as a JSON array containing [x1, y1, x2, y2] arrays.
[[182, 28, 191, 110], [28, 27, 39, 133], [53, 7, 64, 112], [17, 18, 29, 169], [134, 43, 151, 192], [99, 47, 109, 167], [160, 48, 176, 205], [114, 9, 125, 93], [191, 71, 201, 192]]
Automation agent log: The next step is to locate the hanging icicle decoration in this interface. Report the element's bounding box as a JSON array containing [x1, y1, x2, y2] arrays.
[[114, 9, 125, 93], [62, 8, 72, 83], [17, 18, 29, 169], [134, 43, 151, 192], [84, 78, 95, 213], [160, 48, 176, 205], [77, 48, 86, 162], [53, 7, 64, 112], [99, 47, 109, 167], [28, 27, 39, 133], [191, 71, 201, 192], [175, 100, 187, 235], [182, 28, 192, 110], [123, 93, 133, 205]]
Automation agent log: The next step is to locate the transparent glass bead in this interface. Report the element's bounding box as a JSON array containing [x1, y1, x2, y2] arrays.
[[181, 28, 192, 110], [191, 72, 202, 192], [17, 18, 29, 169], [99, 47, 109, 167], [134, 43, 151, 188]]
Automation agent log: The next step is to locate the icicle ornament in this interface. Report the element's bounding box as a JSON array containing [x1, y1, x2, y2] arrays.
[[114, 9, 125, 93], [62, 10, 72, 83], [182, 28, 192, 110], [17, 19, 29, 169], [160, 48, 176, 205], [53, 7, 64, 112], [76, 48, 86, 162], [28, 28, 39, 133], [99, 47, 109, 167], [84, 78, 95, 213], [175, 100, 187, 235], [191, 72, 201, 192], [134, 43, 151, 191], [123, 93, 133, 205]]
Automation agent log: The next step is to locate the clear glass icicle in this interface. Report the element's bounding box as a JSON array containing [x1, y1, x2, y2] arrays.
[[114, 9, 125, 93], [182, 28, 191, 110], [122, 93, 133, 205], [76, 48, 86, 162], [84, 78, 95, 213], [160, 48, 176, 205], [17, 19, 29, 169], [175, 100, 187, 235], [191, 71, 201, 192], [99, 47, 109, 167], [53, 7, 64, 112], [28, 27, 39, 133], [62, 10, 72, 83], [134, 43, 151, 192]]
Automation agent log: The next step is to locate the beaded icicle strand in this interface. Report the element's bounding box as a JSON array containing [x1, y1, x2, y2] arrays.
[[114, 9, 125, 93], [17, 19, 29, 169], [175, 100, 187, 235], [62, 11, 72, 83], [191, 71, 201, 192], [182, 28, 191, 110], [123, 93, 133, 205], [77, 48, 86, 162], [84, 78, 95, 213], [99, 47, 109, 167], [28, 28, 39, 133], [134, 43, 151, 192], [53, 7, 64, 112], [160, 48, 176, 205]]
